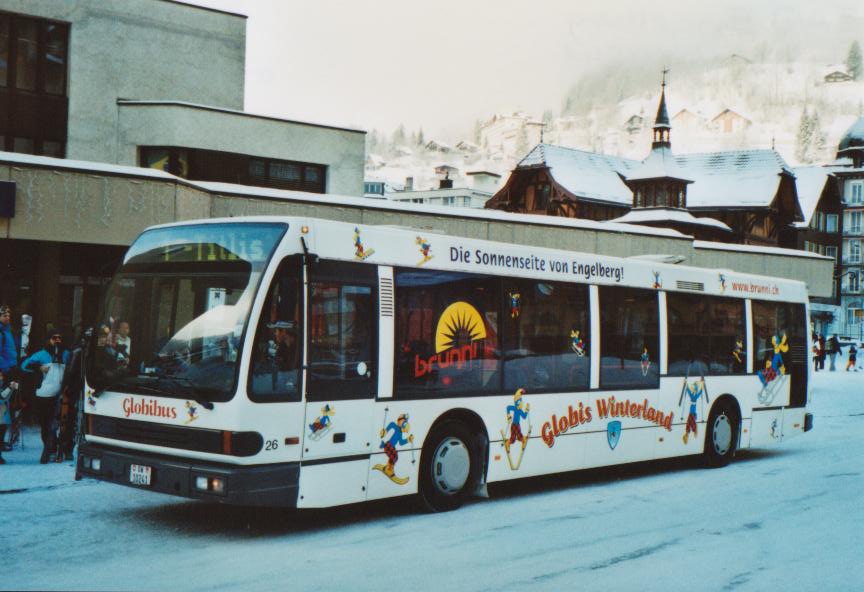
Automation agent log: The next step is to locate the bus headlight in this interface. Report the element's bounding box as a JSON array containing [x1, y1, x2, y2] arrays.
[[194, 475, 227, 495]]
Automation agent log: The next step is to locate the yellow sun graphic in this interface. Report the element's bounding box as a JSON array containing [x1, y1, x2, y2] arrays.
[[435, 301, 487, 353]]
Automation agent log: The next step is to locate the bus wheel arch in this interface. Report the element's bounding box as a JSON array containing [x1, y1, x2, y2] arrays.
[[703, 394, 741, 468], [417, 409, 488, 512]]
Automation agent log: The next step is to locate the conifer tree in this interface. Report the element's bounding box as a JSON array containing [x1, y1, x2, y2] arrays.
[[847, 41, 863, 81], [392, 123, 406, 146], [795, 107, 813, 164], [811, 111, 827, 161], [416, 128, 425, 146]]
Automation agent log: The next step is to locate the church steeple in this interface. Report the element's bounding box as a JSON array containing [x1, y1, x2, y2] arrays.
[[653, 67, 671, 149]]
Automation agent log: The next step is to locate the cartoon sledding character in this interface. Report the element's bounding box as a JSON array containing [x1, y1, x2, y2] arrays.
[[308, 404, 335, 440], [641, 347, 651, 376], [353, 227, 374, 260], [679, 378, 709, 444], [372, 413, 414, 485], [416, 236, 433, 265], [500, 389, 531, 470], [757, 333, 789, 404], [509, 292, 521, 318], [570, 330, 586, 356]]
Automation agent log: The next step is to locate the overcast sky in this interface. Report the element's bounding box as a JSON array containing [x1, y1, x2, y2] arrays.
[[187, 0, 863, 136]]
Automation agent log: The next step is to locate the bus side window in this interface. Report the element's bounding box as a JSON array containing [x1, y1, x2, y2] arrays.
[[502, 280, 590, 393], [248, 257, 303, 403], [667, 293, 746, 376], [307, 261, 377, 401], [599, 286, 659, 390], [394, 268, 500, 398], [751, 300, 807, 406]]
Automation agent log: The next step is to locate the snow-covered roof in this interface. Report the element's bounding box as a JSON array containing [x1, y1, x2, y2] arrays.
[[674, 150, 791, 209], [693, 240, 831, 261], [516, 144, 791, 209], [625, 146, 693, 183], [791, 166, 832, 226], [711, 108, 752, 123], [611, 208, 731, 231], [839, 117, 864, 152], [518, 144, 638, 205]]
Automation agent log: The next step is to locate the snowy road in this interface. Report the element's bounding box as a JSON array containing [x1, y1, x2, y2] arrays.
[[6, 371, 862, 591]]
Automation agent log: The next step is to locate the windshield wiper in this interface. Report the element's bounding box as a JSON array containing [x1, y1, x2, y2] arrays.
[[156, 376, 215, 410]]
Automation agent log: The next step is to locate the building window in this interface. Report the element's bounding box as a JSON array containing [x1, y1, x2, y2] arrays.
[[850, 211, 862, 234], [848, 271, 860, 293], [826, 245, 837, 260], [443, 196, 455, 205], [848, 305, 863, 325], [850, 240, 861, 264], [0, 11, 69, 156], [140, 147, 326, 194], [851, 182, 863, 205], [827, 214, 839, 233]]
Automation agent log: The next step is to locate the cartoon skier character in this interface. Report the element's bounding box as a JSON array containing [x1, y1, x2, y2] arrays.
[[309, 404, 335, 437], [373, 413, 414, 485], [719, 273, 727, 293], [509, 292, 521, 318], [652, 271, 662, 290], [184, 400, 199, 424], [353, 227, 374, 260], [681, 379, 708, 444], [570, 330, 586, 356], [416, 236, 433, 265], [501, 389, 531, 470], [758, 334, 789, 386]]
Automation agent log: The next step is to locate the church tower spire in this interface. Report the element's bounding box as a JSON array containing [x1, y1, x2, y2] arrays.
[[653, 67, 671, 149]]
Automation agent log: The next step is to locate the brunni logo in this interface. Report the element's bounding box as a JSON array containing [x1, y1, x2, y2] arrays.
[[414, 301, 487, 380]]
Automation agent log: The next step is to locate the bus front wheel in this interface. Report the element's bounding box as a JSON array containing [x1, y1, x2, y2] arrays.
[[418, 421, 477, 512], [703, 402, 739, 468]]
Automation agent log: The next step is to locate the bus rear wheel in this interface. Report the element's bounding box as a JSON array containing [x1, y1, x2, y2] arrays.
[[418, 421, 477, 512], [703, 402, 738, 468]]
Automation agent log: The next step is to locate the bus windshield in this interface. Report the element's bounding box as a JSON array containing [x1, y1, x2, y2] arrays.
[[88, 222, 287, 402]]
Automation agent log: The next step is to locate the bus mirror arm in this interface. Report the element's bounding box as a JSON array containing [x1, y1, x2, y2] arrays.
[[300, 236, 319, 266]]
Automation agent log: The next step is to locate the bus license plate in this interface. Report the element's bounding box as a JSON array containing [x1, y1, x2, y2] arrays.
[[129, 464, 152, 486]]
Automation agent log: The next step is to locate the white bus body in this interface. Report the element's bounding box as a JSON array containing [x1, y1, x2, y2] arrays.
[[78, 217, 813, 510]]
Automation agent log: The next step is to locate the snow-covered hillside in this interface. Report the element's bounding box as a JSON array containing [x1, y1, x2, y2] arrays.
[[368, 56, 864, 193]]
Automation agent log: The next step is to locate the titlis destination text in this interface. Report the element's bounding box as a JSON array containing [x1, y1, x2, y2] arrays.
[[450, 245, 624, 282]]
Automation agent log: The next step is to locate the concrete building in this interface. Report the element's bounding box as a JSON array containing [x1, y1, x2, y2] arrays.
[[0, 0, 365, 344]]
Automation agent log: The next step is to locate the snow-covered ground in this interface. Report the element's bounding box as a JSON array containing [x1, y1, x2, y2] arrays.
[[6, 370, 862, 591]]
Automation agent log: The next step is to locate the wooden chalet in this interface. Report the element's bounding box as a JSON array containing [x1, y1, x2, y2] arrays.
[[486, 79, 804, 246]]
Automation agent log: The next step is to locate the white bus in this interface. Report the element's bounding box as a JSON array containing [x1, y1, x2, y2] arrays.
[[78, 217, 813, 511]]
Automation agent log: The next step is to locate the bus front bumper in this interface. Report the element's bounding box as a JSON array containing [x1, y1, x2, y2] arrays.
[[76, 442, 300, 507]]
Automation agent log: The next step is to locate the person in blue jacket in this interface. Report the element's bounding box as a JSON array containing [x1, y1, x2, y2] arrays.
[[0, 306, 18, 376], [21, 331, 70, 463]]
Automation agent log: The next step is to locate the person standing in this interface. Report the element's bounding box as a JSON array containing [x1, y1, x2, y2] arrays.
[[56, 329, 86, 461], [847, 343, 858, 372], [812, 333, 822, 372], [818, 334, 826, 371], [0, 305, 18, 378], [828, 334, 840, 371], [20, 332, 69, 463], [0, 369, 18, 464]]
